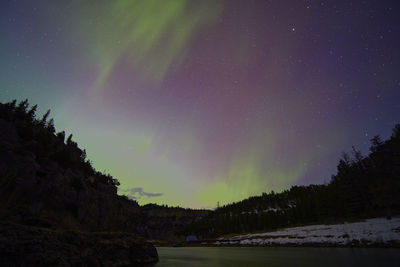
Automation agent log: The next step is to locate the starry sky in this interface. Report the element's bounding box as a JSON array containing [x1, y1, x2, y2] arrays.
[[1, 0, 399, 209]]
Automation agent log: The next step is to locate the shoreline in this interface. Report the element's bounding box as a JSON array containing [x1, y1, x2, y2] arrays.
[[154, 217, 400, 249], [155, 242, 400, 249]]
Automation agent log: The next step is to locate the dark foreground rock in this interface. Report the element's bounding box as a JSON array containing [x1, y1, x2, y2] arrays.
[[0, 221, 158, 266]]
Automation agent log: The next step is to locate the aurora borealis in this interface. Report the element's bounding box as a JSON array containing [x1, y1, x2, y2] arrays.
[[1, 1, 399, 209]]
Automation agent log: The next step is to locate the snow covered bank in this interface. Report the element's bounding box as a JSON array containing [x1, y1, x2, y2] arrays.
[[211, 217, 400, 246]]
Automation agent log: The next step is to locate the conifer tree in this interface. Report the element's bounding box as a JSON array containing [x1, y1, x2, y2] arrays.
[[27, 104, 37, 121], [40, 109, 51, 126], [6, 99, 17, 110], [16, 99, 29, 113], [66, 134, 73, 145], [370, 135, 383, 153], [57, 131, 66, 143], [47, 118, 55, 133]]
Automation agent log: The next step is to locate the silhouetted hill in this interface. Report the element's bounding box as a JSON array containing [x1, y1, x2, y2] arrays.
[[0, 99, 208, 241], [183, 124, 400, 238], [140, 204, 209, 240], [0, 99, 160, 265], [3, 98, 398, 251], [0, 100, 141, 232]]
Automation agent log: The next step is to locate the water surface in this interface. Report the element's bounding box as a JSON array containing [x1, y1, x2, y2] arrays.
[[154, 247, 400, 267]]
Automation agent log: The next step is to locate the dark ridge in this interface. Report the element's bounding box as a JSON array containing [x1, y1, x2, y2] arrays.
[[182, 124, 400, 237], [0, 99, 159, 265], [0, 99, 208, 241]]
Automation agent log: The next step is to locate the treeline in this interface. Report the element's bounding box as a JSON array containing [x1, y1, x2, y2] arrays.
[[0, 99, 120, 187], [183, 125, 400, 237]]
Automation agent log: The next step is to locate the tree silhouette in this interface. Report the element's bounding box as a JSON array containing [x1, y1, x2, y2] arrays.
[[66, 134, 73, 145], [370, 135, 383, 153], [183, 124, 400, 237], [0, 99, 121, 188], [40, 109, 51, 126], [16, 99, 29, 113], [47, 118, 55, 133], [57, 131, 66, 143], [27, 104, 37, 122]]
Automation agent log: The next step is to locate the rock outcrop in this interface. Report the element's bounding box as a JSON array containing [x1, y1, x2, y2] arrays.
[[0, 100, 159, 265], [0, 101, 208, 241], [0, 113, 142, 233]]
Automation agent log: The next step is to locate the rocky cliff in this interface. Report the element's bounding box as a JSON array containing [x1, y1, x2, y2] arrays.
[[0, 116, 143, 233], [0, 100, 158, 265]]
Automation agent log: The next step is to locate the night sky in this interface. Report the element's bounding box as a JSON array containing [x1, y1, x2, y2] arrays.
[[1, 0, 399, 208]]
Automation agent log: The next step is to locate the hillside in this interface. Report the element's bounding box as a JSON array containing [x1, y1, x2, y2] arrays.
[[140, 204, 209, 240], [0, 99, 207, 239], [183, 124, 400, 238], [0, 99, 142, 233], [0, 99, 161, 265], [2, 98, 399, 254]]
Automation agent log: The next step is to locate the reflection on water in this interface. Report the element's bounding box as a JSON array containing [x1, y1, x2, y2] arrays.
[[154, 247, 400, 267]]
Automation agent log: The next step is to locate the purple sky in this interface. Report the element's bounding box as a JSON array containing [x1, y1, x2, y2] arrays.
[[1, 0, 399, 208]]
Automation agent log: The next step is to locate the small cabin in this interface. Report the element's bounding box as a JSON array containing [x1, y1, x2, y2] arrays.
[[186, 235, 198, 242]]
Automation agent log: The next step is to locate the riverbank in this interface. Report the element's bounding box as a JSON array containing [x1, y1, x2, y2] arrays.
[[203, 217, 400, 247], [155, 217, 400, 248]]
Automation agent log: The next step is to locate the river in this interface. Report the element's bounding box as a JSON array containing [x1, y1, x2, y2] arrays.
[[153, 247, 400, 267]]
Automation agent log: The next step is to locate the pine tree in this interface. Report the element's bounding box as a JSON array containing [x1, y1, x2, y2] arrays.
[[27, 104, 37, 121], [47, 118, 55, 133], [57, 131, 66, 143], [66, 134, 73, 145], [40, 109, 51, 126], [80, 149, 87, 162], [6, 99, 17, 110], [391, 124, 400, 140], [16, 99, 29, 113]]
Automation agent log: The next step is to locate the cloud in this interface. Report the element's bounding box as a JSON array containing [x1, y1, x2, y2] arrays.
[[120, 187, 163, 200]]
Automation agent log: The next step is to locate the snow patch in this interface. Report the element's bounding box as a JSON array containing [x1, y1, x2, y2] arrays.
[[214, 217, 400, 246]]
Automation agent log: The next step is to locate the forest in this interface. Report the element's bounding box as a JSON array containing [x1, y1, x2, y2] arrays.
[[182, 124, 400, 237], [0, 99, 120, 188], [0, 99, 207, 239], [2, 99, 399, 239]]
